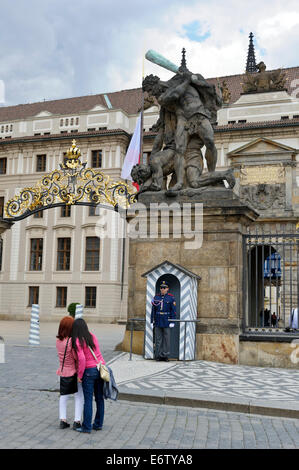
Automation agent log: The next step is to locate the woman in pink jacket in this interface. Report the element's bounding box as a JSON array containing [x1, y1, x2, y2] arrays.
[[56, 316, 84, 429], [71, 318, 106, 433]]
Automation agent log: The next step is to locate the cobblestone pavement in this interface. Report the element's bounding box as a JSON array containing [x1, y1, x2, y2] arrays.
[[118, 359, 299, 402], [0, 388, 298, 449], [0, 322, 298, 449]]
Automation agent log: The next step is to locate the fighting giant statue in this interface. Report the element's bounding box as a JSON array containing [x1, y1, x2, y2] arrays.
[[131, 49, 235, 196]]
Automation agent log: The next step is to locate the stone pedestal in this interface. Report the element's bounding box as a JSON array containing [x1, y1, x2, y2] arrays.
[[124, 188, 259, 364]]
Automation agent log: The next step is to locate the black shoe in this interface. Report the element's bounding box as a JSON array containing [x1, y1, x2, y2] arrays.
[[60, 420, 70, 429], [161, 357, 169, 362], [75, 427, 91, 433], [73, 421, 81, 430], [92, 425, 103, 431]]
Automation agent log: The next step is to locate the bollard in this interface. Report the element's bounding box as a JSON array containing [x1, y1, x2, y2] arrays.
[[29, 304, 40, 346], [75, 304, 83, 319], [0, 336, 4, 363]]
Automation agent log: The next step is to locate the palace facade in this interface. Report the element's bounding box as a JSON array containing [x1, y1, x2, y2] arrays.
[[0, 49, 298, 327]]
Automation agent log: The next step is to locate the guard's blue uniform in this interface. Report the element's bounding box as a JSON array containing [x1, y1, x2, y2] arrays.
[[151, 293, 176, 327]]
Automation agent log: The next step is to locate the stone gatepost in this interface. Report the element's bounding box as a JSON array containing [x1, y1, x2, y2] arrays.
[[0, 219, 14, 236], [122, 187, 259, 364], [0, 219, 14, 256]]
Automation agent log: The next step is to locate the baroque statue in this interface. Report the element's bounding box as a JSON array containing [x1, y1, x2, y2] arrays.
[[220, 80, 231, 104], [131, 49, 235, 197], [242, 61, 287, 94]]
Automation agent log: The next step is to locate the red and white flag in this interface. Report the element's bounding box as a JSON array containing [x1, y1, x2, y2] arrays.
[[121, 113, 142, 189]]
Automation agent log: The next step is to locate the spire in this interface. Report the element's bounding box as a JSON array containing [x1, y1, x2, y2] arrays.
[[181, 48, 187, 68], [246, 32, 257, 73], [179, 47, 188, 72]]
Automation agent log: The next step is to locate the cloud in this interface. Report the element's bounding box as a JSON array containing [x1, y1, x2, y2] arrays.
[[0, 0, 298, 107], [182, 20, 211, 43]]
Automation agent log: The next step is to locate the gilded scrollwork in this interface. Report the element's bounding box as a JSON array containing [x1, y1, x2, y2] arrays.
[[4, 140, 136, 220]]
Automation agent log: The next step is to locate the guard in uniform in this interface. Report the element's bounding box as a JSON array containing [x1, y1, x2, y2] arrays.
[[151, 281, 176, 361]]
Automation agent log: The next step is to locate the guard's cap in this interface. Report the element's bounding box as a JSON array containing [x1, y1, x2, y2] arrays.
[[160, 281, 169, 288]]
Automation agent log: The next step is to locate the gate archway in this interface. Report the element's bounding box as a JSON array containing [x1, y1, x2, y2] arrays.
[[2, 140, 136, 222]]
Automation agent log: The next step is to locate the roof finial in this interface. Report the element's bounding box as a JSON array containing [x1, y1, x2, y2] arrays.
[[246, 32, 257, 73], [179, 48, 188, 72]]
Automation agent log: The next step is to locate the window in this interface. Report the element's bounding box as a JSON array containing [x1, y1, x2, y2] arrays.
[[60, 119, 63, 127], [29, 238, 43, 271], [0, 158, 7, 174], [0, 197, 4, 218], [85, 286, 97, 307], [70, 118, 74, 126], [29, 286, 39, 306], [228, 120, 236, 124], [34, 210, 43, 219], [91, 150, 102, 168], [36, 154, 46, 172], [61, 205, 71, 217], [9, 124, 13, 132], [65, 118, 69, 126], [142, 152, 150, 165], [56, 287, 67, 308], [63, 152, 68, 165], [85, 237, 100, 271], [238, 120, 247, 123], [281, 116, 289, 120], [75, 117, 79, 125], [57, 238, 71, 270], [33, 205, 43, 218], [88, 205, 100, 216], [0, 237, 2, 271]]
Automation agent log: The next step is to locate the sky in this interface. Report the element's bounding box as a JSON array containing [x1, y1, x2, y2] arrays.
[[0, 0, 298, 107]]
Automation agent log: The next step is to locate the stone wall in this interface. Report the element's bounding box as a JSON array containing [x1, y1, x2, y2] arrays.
[[126, 189, 259, 364]]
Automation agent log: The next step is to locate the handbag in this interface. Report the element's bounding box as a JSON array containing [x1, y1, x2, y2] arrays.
[[60, 338, 78, 395], [88, 346, 110, 382]]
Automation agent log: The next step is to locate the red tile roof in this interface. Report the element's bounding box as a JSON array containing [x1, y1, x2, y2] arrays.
[[0, 66, 297, 122], [0, 128, 130, 146], [0, 88, 143, 123]]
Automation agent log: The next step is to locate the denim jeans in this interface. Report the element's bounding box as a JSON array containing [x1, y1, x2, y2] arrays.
[[82, 367, 104, 431]]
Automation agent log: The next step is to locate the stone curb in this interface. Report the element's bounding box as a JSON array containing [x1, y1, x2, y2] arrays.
[[118, 388, 299, 419]]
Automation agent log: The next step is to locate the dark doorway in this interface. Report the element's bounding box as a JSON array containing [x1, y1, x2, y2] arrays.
[[155, 274, 180, 359], [248, 245, 281, 327]]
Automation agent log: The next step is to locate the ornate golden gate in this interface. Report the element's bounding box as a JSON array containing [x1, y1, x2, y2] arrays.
[[3, 140, 136, 221]]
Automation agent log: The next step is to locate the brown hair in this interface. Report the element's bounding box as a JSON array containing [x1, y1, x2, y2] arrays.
[[56, 316, 74, 340]]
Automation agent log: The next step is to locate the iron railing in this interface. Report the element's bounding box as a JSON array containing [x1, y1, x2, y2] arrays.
[[243, 227, 299, 332]]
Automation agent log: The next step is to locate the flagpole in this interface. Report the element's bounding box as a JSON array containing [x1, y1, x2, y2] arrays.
[[139, 51, 145, 165]]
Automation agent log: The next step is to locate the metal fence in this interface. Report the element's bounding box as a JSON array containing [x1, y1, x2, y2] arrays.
[[242, 227, 299, 332]]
